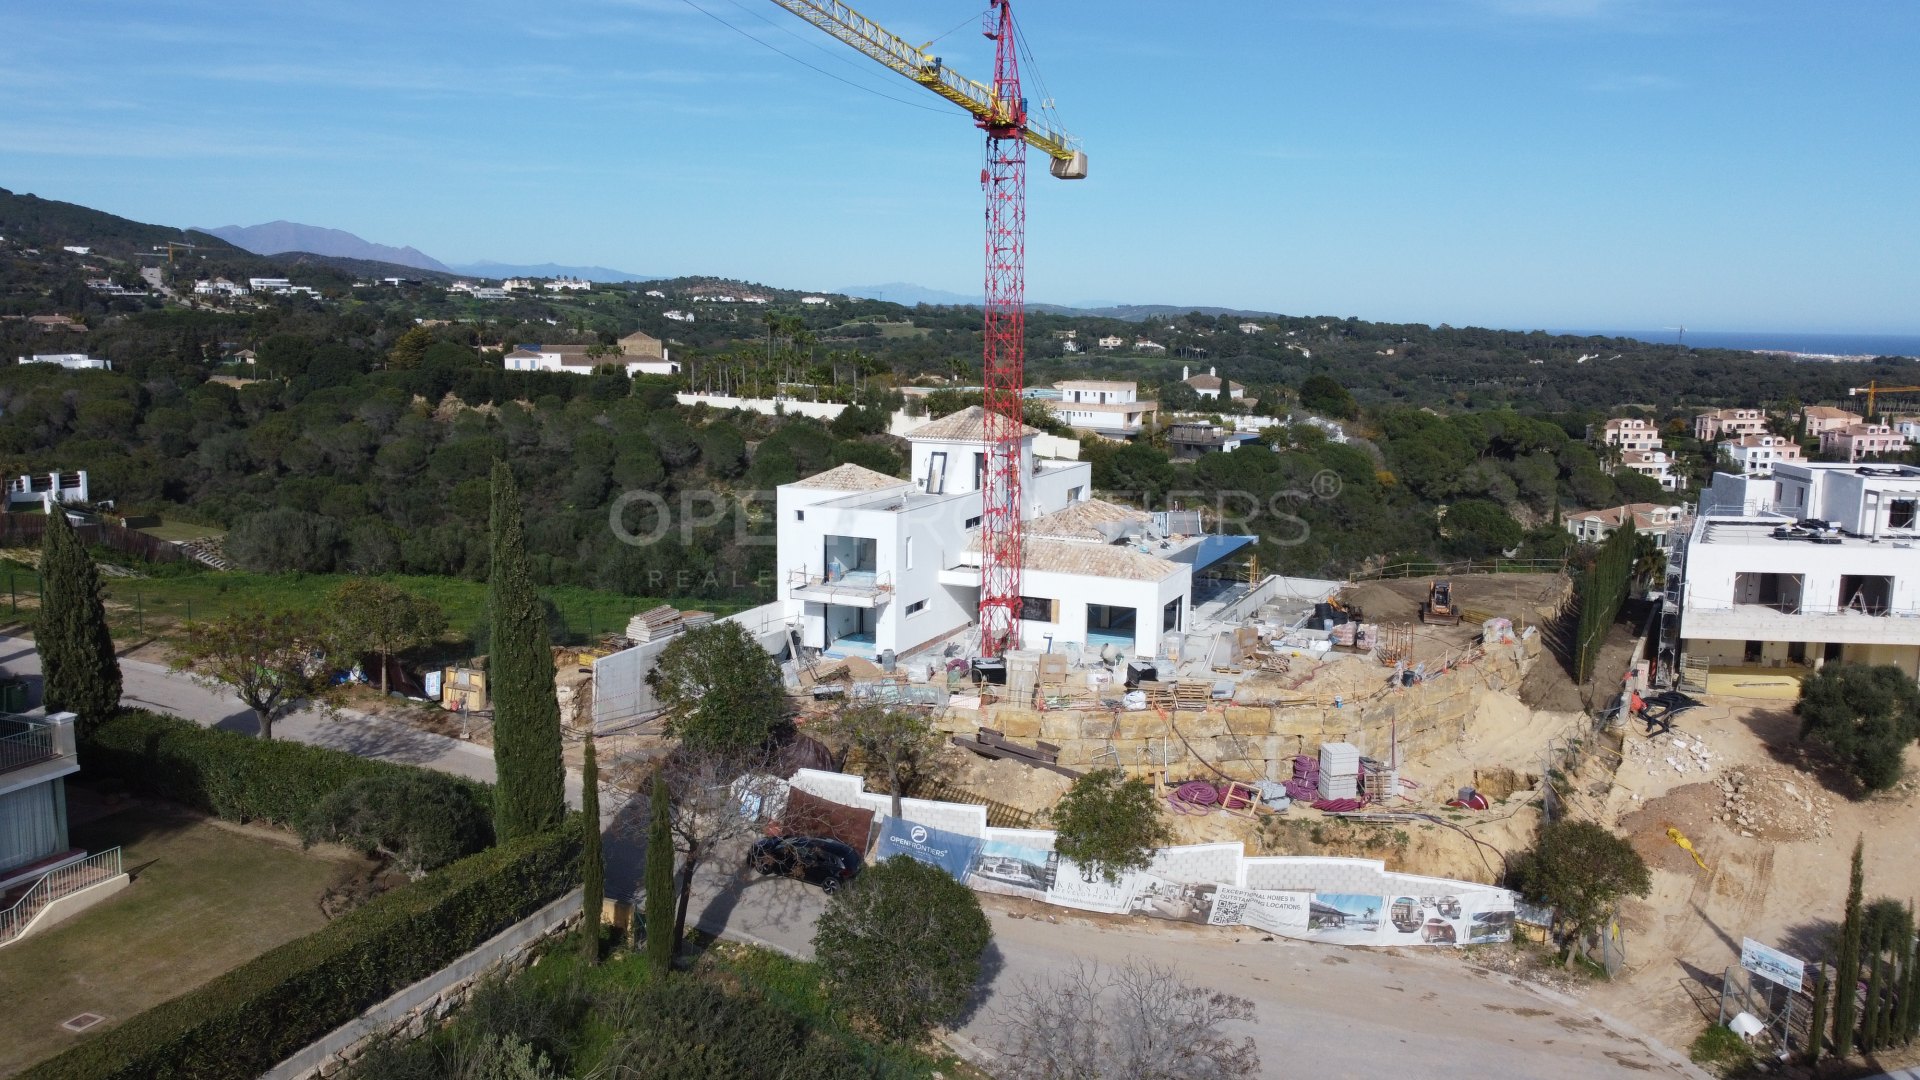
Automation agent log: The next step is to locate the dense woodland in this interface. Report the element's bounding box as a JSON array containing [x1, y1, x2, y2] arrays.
[[5, 186, 1920, 595]]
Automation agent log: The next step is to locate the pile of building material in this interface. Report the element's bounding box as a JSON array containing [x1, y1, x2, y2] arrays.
[[1317, 742, 1362, 801], [681, 610, 714, 630], [626, 605, 684, 644]]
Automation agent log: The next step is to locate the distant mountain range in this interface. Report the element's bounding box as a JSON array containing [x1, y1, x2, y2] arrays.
[[838, 281, 1279, 322], [198, 221, 452, 273], [447, 260, 658, 283]]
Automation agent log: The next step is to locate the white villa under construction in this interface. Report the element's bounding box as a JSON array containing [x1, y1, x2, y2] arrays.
[[773, 406, 1255, 662]]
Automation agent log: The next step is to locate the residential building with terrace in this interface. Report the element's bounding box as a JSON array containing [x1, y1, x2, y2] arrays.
[[1819, 422, 1909, 462], [1591, 417, 1664, 452], [17, 354, 108, 371], [1619, 448, 1685, 491], [1694, 408, 1770, 442], [1047, 380, 1158, 438], [1797, 405, 1861, 438], [1673, 462, 1920, 682], [1719, 434, 1805, 477], [1564, 502, 1689, 551]]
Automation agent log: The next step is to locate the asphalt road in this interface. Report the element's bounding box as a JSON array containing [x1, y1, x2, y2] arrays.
[[6, 634, 1706, 1078]]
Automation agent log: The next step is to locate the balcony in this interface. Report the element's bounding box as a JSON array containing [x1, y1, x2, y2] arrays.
[[788, 569, 893, 608], [0, 713, 79, 795], [1680, 602, 1920, 648]]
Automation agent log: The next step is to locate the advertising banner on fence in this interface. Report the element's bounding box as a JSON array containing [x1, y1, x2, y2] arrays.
[[964, 840, 1057, 901], [875, 818, 981, 881], [1200, 886, 1513, 946], [1045, 858, 1144, 914], [1207, 888, 1311, 935], [1741, 937, 1806, 992]]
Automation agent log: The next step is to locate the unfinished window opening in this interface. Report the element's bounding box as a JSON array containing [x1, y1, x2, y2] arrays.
[[1839, 574, 1893, 615], [1163, 597, 1182, 634], [924, 451, 948, 494], [1734, 571, 1803, 614], [1019, 595, 1057, 623], [1891, 499, 1917, 529], [822, 535, 877, 584]]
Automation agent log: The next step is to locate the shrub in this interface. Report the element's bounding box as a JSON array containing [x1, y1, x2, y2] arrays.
[[82, 709, 491, 828], [812, 855, 991, 1041], [299, 773, 494, 876], [597, 979, 865, 1080], [1052, 767, 1174, 884], [1688, 1024, 1753, 1075], [22, 822, 580, 1080]]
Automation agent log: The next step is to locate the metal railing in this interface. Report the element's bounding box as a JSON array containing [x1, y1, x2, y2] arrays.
[[0, 847, 122, 946], [0, 721, 56, 774], [1349, 557, 1568, 581], [787, 569, 893, 595]]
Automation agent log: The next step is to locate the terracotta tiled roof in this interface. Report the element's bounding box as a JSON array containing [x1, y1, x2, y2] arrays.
[[967, 533, 1181, 581], [790, 463, 908, 492], [906, 405, 1038, 442], [1566, 502, 1684, 530], [1801, 406, 1858, 420], [1024, 499, 1146, 542], [1185, 373, 1243, 391]]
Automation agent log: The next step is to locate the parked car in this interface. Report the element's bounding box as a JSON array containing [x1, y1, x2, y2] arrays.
[[748, 836, 862, 893]]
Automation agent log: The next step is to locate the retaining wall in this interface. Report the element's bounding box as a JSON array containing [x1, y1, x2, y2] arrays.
[[263, 889, 584, 1080]]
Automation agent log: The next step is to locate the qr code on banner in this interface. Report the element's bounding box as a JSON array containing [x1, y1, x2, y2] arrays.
[[1209, 888, 1251, 926]]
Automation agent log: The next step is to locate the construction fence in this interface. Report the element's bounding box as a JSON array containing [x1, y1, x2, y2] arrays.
[[785, 767, 1517, 948]]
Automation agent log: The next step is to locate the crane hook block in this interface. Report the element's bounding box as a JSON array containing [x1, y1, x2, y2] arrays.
[[1049, 150, 1089, 180]]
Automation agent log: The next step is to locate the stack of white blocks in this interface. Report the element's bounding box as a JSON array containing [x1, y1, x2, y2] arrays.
[[1317, 741, 1362, 801]]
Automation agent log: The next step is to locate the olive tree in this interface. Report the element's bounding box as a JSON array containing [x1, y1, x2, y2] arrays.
[[646, 622, 789, 753], [816, 702, 943, 819], [1510, 819, 1651, 966], [171, 609, 343, 739], [1051, 768, 1174, 884]]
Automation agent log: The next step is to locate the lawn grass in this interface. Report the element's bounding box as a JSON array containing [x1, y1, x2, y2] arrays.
[[0, 801, 360, 1075], [0, 558, 762, 649]]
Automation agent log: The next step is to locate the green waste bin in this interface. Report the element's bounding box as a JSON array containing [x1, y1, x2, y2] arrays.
[[0, 678, 27, 713]]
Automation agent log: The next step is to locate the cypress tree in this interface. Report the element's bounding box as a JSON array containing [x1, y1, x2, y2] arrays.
[[1904, 907, 1920, 1042], [487, 461, 564, 841], [1834, 837, 1866, 1059], [1806, 963, 1828, 1066], [1864, 921, 1886, 1052], [579, 731, 603, 964], [645, 770, 675, 974], [38, 510, 121, 730]]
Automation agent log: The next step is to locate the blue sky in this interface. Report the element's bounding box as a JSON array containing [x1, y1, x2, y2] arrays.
[[6, 0, 1916, 332]]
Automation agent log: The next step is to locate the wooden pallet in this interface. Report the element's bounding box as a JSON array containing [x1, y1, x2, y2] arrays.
[[1174, 679, 1213, 711]]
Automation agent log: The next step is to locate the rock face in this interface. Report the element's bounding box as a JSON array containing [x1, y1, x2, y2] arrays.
[[938, 646, 1536, 785]]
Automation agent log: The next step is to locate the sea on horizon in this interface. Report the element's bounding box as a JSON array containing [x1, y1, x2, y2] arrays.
[[1551, 329, 1920, 359]]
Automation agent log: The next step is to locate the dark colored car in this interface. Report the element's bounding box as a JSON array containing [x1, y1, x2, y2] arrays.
[[748, 836, 862, 893]]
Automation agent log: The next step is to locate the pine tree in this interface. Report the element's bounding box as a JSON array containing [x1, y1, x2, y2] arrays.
[[1806, 964, 1828, 1066], [487, 462, 564, 841], [579, 731, 603, 964], [1833, 837, 1866, 1059], [37, 510, 121, 731], [644, 769, 675, 974]]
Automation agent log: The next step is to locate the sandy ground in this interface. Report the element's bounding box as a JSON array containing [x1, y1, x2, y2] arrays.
[[1586, 696, 1920, 1063]]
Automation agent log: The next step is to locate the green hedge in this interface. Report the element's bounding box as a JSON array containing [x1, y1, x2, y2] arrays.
[[81, 709, 492, 827], [22, 821, 581, 1080]]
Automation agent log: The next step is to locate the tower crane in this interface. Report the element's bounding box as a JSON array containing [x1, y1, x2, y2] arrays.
[[769, 0, 1086, 657], [1849, 381, 1920, 417]]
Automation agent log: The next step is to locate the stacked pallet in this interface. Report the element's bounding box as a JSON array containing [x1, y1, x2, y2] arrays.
[[680, 610, 715, 630], [626, 605, 684, 644], [1317, 742, 1362, 801]]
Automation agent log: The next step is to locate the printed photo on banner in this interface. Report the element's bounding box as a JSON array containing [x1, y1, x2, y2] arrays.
[[964, 840, 1057, 901], [1741, 937, 1806, 992], [1128, 878, 1218, 924], [1379, 894, 1463, 945], [1300, 893, 1386, 945]]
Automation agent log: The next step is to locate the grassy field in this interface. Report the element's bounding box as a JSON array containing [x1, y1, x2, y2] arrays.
[[0, 559, 761, 650], [0, 801, 359, 1075], [132, 520, 224, 543]]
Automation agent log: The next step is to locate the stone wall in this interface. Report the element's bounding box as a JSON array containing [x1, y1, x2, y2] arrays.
[[263, 889, 584, 1080], [940, 641, 1539, 782]]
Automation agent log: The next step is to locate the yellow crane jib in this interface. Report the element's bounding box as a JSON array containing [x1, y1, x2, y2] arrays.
[[768, 0, 1088, 178]]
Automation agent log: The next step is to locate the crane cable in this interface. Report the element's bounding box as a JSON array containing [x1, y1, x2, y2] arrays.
[[676, 0, 956, 116]]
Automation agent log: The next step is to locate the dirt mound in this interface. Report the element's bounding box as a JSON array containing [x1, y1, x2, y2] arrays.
[[1618, 782, 1723, 873], [1712, 766, 1835, 842], [1342, 582, 1416, 621]]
